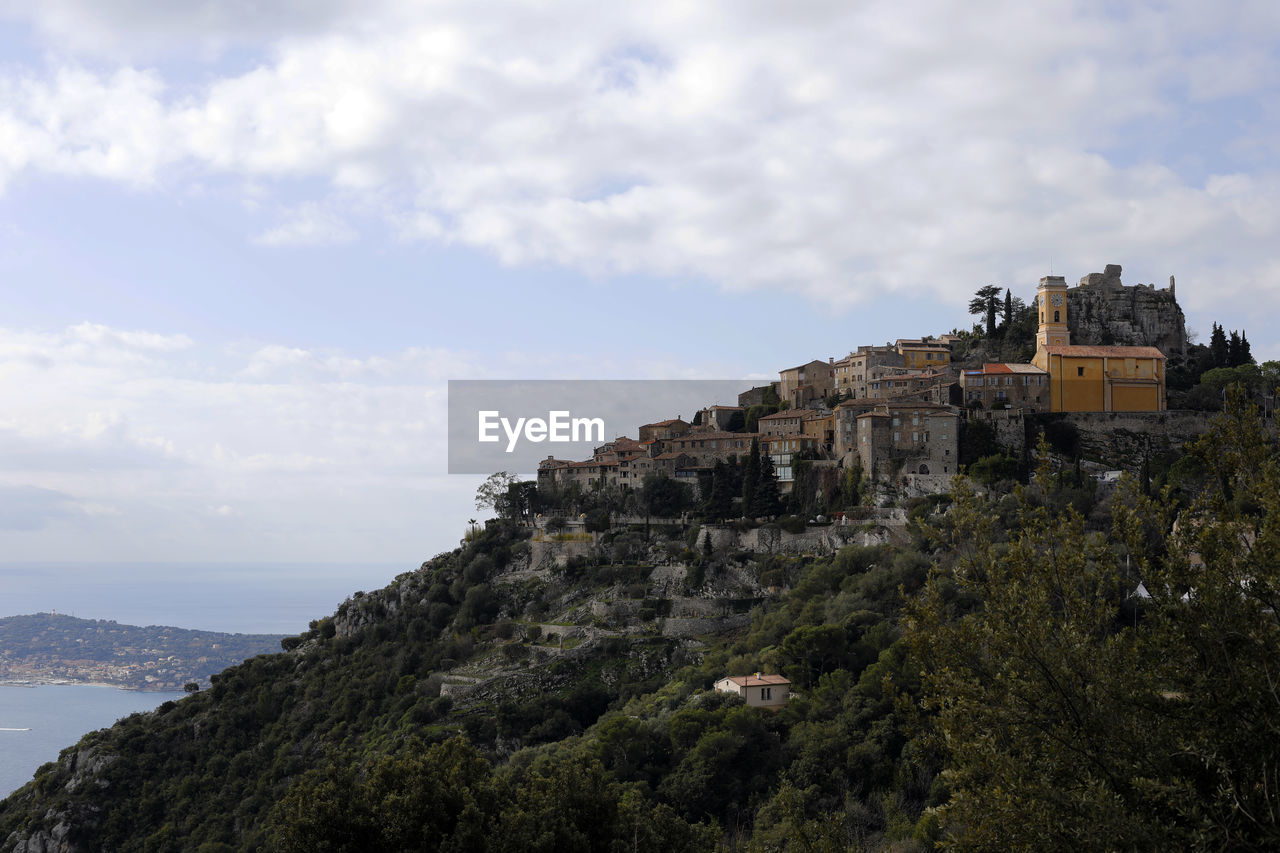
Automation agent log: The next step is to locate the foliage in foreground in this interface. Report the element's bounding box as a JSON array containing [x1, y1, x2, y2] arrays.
[[907, 392, 1280, 849]]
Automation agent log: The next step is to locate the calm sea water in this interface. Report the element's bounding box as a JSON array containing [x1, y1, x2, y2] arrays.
[[0, 684, 186, 798], [0, 561, 416, 799], [0, 562, 409, 634]]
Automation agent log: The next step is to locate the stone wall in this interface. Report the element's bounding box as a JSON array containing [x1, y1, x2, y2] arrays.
[[1067, 264, 1188, 359], [1030, 410, 1214, 469], [660, 613, 752, 638]]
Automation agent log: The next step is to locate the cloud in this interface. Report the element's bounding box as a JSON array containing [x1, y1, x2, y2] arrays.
[[253, 201, 357, 246], [0, 484, 79, 530], [0, 2, 1277, 315]]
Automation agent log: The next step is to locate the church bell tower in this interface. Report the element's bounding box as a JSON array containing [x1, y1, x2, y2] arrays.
[[1036, 275, 1071, 351]]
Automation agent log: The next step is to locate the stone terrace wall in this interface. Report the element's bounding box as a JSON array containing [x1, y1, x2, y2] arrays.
[[1032, 411, 1214, 470]]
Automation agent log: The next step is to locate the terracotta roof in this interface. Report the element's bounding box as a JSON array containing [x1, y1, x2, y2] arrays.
[[900, 344, 950, 352], [707, 405, 743, 411], [671, 431, 759, 441], [653, 451, 689, 460], [641, 419, 685, 428], [724, 674, 791, 687], [1043, 345, 1166, 359], [981, 363, 1048, 375]]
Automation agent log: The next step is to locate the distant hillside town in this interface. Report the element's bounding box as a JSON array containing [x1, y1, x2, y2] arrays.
[[534, 264, 1266, 511]]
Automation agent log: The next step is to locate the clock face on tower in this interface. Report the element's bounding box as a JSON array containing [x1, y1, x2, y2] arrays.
[[1050, 293, 1064, 306]]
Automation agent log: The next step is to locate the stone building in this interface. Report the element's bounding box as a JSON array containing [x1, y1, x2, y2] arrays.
[[779, 359, 834, 407], [832, 346, 904, 399], [757, 409, 811, 437], [714, 673, 790, 708], [638, 418, 691, 442], [855, 402, 959, 492]]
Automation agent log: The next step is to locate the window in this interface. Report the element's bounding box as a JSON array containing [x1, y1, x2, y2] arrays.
[[1054, 310, 1060, 322], [1077, 366, 1085, 377], [913, 431, 919, 442], [893, 432, 899, 442]]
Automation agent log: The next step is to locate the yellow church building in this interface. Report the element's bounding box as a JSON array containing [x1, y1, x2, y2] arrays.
[[1030, 275, 1166, 412]]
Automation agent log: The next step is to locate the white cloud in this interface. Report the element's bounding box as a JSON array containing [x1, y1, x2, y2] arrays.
[[253, 201, 357, 246], [0, 1, 1276, 315]]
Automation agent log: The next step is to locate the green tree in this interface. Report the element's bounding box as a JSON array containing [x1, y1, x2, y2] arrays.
[[742, 438, 761, 512], [702, 460, 734, 521], [476, 472, 521, 514], [751, 451, 783, 518], [1210, 322, 1229, 367], [968, 285, 1003, 337], [907, 396, 1280, 849]]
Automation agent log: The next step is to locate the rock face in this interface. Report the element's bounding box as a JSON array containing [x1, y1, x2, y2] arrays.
[[1066, 264, 1188, 359]]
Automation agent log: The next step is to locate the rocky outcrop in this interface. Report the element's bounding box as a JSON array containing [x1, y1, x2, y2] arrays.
[[1066, 264, 1187, 359], [5, 747, 115, 853]]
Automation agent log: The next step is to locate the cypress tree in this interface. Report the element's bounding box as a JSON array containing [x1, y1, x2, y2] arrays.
[[1240, 331, 1253, 365], [1004, 288, 1014, 331], [1210, 323, 1229, 367], [702, 460, 733, 521], [1229, 330, 1243, 367], [752, 452, 783, 518], [742, 437, 761, 514]]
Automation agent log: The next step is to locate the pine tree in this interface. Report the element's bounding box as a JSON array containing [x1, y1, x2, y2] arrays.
[[969, 285, 1002, 337]]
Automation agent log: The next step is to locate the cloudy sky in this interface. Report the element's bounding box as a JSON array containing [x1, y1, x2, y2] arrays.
[[0, 0, 1277, 567]]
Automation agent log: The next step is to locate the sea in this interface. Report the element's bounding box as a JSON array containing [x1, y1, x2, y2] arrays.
[[0, 560, 409, 799]]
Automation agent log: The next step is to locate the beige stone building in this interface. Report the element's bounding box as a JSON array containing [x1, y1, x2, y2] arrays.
[[779, 359, 834, 407], [638, 418, 690, 442], [856, 402, 959, 493], [832, 346, 905, 399]]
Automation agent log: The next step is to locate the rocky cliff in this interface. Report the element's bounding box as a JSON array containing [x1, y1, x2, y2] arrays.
[[1066, 264, 1187, 359]]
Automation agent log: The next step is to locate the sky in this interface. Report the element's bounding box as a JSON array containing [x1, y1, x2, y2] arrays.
[[0, 0, 1278, 568]]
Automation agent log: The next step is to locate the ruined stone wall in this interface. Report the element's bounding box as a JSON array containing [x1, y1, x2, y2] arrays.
[[1066, 264, 1188, 359]]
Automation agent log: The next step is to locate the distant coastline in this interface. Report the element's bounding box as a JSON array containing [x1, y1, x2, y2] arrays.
[[0, 613, 286, 691], [0, 678, 146, 691]]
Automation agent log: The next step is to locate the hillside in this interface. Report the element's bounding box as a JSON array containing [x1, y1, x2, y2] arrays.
[[0, 398, 1277, 851], [0, 614, 284, 691]]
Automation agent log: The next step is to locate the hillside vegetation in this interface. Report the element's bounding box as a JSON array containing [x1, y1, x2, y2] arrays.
[[1, 394, 1277, 851]]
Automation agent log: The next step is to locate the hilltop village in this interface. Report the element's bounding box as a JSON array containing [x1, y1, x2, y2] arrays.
[[537, 264, 1203, 505]]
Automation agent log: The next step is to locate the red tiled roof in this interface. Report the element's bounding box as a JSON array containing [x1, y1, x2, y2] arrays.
[[642, 419, 685, 427]]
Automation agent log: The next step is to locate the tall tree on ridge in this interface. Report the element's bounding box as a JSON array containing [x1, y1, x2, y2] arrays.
[[969, 285, 1003, 337], [1210, 322, 1229, 367]]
